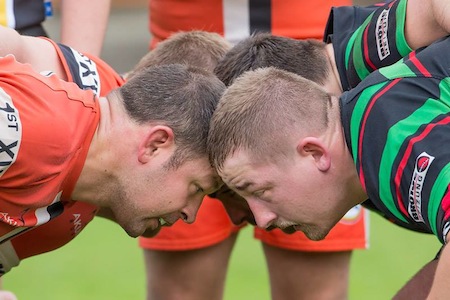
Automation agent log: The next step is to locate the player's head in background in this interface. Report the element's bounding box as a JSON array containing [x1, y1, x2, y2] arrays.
[[126, 30, 232, 79], [214, 33, 339, 93]]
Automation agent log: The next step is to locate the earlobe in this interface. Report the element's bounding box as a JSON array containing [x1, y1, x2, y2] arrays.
[[297, 137, 331, 171], [138, 125, 174, 164]]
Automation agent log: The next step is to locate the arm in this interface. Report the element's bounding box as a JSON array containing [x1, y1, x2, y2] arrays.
[[427, 244, 450, 299], [0, 26, 67, 79], [405, 0, 449, 50], [0, 290, 17, 300], [431, 0, 450, 34], [60, 0, 111, 56], [0, 279, 16, 300], [393, 258, 437, 299]]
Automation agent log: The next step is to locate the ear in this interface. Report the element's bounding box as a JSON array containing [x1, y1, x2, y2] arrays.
[[138, 125, 175, 164], [296, 137, 331, 171]]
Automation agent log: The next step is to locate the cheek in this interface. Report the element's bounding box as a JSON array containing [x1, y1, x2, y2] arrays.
[[158, 185, 191, 212], [273, 179, 312, 215]]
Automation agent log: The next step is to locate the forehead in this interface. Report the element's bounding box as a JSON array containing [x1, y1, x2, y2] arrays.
[[220, 149, 270, 189], [177, 157, 222, 186]]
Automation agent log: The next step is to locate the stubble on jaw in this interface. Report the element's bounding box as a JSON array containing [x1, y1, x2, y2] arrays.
[[108, 180, 144, 238], [298, 224, 330, 241]]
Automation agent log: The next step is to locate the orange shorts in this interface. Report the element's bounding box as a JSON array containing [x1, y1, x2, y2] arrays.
[[139, 196, 369, 251]]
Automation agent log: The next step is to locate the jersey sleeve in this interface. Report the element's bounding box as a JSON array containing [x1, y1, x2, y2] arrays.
[[0, 55, 99, 238], [340, 37, 450, 244], [41, 38, 125, 97], [326, 0, 412, 91], [56, 43, 125, 97]]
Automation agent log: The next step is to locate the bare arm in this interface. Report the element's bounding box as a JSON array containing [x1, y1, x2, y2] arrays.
[[427, 243, 450, 299], [60, 0, 111, 56], [0, 26, 67, 79], [431, 0, 450, 34], [405, 0, 449, 50], [393, 257, 437, 299]]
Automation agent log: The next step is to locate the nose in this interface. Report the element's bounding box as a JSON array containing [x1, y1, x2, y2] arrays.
[[180, 194, 204, 224], [208, 187, 256, 225], [228, 207, 251, 226], [223, 201, 256, 225], [246, 199, 276, 229]]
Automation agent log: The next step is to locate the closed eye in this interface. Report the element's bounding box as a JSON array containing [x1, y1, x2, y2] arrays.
[[253, 189, 266, 197], [196, 185, 204, 193]]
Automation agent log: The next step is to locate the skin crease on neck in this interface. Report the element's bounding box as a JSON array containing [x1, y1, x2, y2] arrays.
[[323, 43, 343, 96], [71, 92, 127, 205]]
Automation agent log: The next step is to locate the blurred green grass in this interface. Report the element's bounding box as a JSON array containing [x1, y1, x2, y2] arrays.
[[3, 211, 440, 299]]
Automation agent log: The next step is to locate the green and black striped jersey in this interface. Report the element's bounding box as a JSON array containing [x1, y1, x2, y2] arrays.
[[340, 37, 450, 244], [325, 0, 412, 91]]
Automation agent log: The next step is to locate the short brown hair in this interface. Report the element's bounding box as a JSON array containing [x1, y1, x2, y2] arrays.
[[128, 31, 232, 78], [214, 33, 329, 87], [118, 63, 226, 168], [208, 67, 332, 171]]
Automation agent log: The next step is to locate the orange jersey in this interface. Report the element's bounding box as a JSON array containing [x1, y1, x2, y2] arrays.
[[149, 0, 352, 48], [0, 40, 124, 274], [42, 37, 125, 97], [0, 40, 125, 275], [0, 55, 100, 274]]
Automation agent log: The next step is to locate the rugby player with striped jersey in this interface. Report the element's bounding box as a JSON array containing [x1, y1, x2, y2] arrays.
[[208, 5, 450, 298]]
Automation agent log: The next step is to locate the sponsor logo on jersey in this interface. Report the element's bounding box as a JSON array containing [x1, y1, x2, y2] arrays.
[[70, 48, 101, 97], [339, 205, 363, 225], [375, 8, 391, 61], [408, 152, 435, 222], [443, 221, 450, 242], [0, 87, 21, 178], [72, 213, 83, 235], [0, 212, 18, 227]]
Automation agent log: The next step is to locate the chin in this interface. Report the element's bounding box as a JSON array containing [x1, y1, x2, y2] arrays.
[[121, 224, 144, 238], [302, 225, 330, 241], [141, 226, 162, 238]]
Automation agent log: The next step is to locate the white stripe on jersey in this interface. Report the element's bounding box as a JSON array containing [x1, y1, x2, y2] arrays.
[[0, 227, 28, 245], [69, 48, 101, 97], [35, 191, 63, 226], [5, 0, 15, 28], [0, 86, 21, 179], [223, 0, 250, 44]]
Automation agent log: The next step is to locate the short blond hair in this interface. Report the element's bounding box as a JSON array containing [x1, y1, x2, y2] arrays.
[[208, 67, 332, 170], [128, 31, 232, 78]]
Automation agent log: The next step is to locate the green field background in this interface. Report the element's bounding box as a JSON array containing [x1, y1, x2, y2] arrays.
[[3, 211, 440, 299]]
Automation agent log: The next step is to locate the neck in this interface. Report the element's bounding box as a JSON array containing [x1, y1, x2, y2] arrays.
[[323, 43, 343, 96], [329, 96, 368, 206], [71, 93, 124, 206]]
